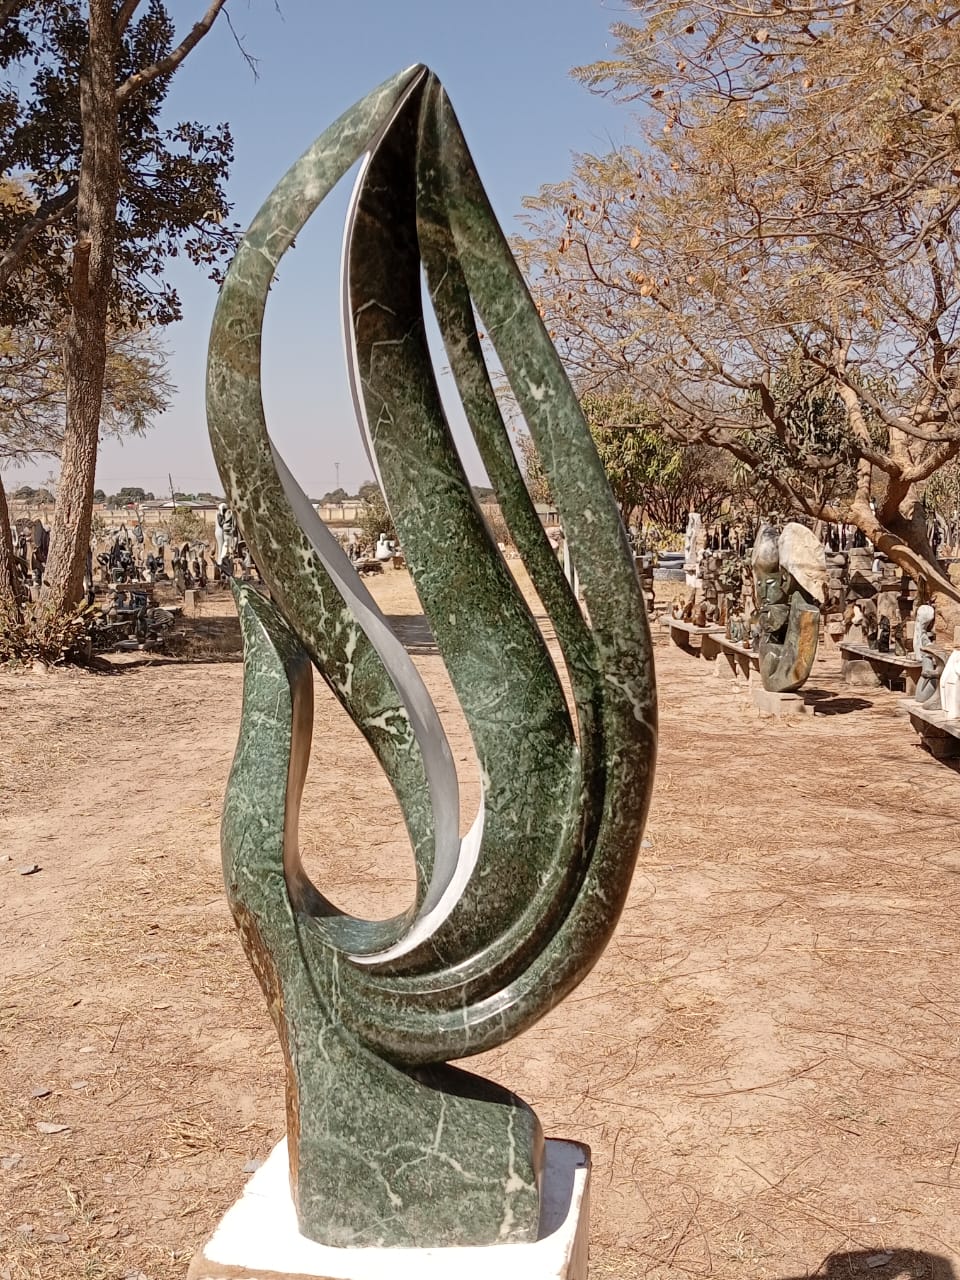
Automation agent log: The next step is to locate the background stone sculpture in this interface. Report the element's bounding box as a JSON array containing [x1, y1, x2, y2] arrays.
[[751, 522, 826, 693], [940, 648, 960, 718], [206, 66, 657, 1250], [914, 604, 944, 709]]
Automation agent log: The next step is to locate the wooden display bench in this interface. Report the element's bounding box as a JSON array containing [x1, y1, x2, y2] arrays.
[[354, 557, 385, 576], [904, 702, 960, 760], [840, 641, 921, 695], [663, 617, 724, 653], [701, 632, 760, 680]]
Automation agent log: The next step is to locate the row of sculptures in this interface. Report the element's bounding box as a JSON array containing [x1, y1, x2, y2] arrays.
[[9, 502, 252, 600], [672, 520, 829, 691], [673, 515, 960, 711]]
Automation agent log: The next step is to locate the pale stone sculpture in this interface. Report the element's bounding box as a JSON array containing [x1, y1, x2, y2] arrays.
[[939, 649, 960, 719], [914, 604, 944, 709]]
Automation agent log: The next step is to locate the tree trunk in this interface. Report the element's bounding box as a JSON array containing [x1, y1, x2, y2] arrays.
[[0, 470, 22, 619], [40, 0, 119, 615], [848, 490, 960, 634], [887, 487, 960, 635]]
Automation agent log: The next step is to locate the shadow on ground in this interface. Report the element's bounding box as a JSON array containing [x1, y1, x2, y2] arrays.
[[805, 686, 875, 715], [781, 1250, 956, 1280], [88, 614, 244, 672]]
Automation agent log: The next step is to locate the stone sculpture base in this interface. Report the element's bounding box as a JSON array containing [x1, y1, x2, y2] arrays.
[[840, 655, 883, 688], [188, 1138, 591, 1280], [749, 685, 810, 718]]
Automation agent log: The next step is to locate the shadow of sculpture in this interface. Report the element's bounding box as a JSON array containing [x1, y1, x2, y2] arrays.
[[780, 1249, 956, 1280], [803, 688, 875, 716]]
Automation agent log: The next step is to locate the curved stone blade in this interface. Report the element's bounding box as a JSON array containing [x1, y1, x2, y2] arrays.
[[207, 62, 659, 1250], [224, 582, 542, 1247]]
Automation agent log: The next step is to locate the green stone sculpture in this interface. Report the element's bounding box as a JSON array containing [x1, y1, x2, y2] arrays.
[[752, 522, 827, 692], [205, 65, 657, 1250]]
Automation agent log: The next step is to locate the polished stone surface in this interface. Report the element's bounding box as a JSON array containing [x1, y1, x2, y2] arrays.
[[187, 1138, 590, 1280], [206, 67, 656, 1248]]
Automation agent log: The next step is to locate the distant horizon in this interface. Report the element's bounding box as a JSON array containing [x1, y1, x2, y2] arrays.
[[2, 2, 630, 497], [5, 479, 518, 512]]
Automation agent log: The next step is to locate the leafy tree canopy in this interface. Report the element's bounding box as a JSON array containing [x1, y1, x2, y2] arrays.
[[0, 315, 171, 463], [0, 0, 236, 327], [519, 0, 960, 600]]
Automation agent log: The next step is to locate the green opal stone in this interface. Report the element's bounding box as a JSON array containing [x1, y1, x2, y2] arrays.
[[206, 65, 657, 1249]]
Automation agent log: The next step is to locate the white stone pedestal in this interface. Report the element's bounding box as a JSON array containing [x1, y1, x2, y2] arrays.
[[188, 1137, 591, 1280]]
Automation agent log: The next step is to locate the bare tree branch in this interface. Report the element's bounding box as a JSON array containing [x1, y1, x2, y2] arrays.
[[224, 8, 259, 79], [114, 0, 143, 39], [116, 0, 230, 105]]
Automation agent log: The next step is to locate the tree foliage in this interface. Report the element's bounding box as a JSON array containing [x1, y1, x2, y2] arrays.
[[0, 0, 236, 623], [163, 503, 204, 545], [581, 389, 732, 529], [516, 390, 735, 532], [106, 485, 155, 505], [514, 431, 553, 506], [0, 1, 236, 327], [519, 0, 960, 602], [359, 486, 397, 551], [0, 318, 172, 463]]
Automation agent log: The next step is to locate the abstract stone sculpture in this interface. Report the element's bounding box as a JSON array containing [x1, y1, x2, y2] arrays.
[[206, 66, 656, 1251], [751, 522, 826, 692]]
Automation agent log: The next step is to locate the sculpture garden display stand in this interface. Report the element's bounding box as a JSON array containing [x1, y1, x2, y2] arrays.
[[188, 1139, 590, 1280], [840, 641, 920, 693], [748, 683, 811, 718], [904, 701, 960, 760], [701, 631, 759, 682], [195, 65, 656, 1280], [664, 615, 723, 653]]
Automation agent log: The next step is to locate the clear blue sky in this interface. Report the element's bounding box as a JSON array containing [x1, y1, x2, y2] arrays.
[[11, 0, 633, 498]]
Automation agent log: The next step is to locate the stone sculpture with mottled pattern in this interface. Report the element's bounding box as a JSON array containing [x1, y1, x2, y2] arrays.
[[205, 66, 657, 1251]]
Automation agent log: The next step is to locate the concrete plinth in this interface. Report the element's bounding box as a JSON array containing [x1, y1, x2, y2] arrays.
[[841, 656, 883, 688], [188, 1137, 591, 1280], [749, 685, 810, 718]]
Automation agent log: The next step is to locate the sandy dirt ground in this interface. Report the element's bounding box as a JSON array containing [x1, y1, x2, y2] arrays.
[[1, 565, 959, 1280]]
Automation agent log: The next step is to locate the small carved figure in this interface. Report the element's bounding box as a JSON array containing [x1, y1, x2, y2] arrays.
[[914, 603, 944, 709], [215, 503, 239, 567], [860, 598, 879, 648]]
